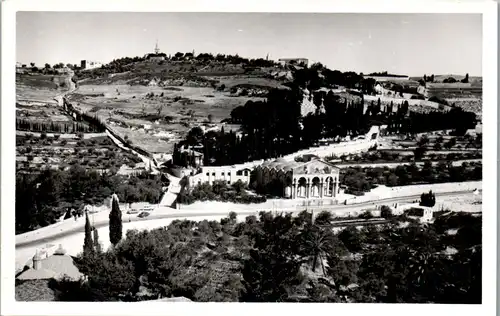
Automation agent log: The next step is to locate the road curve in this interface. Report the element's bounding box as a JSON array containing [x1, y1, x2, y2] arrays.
[[16, 190, 478, 249]]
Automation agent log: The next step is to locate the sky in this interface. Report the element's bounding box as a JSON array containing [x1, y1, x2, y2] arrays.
[[16, 12, 482, 76]]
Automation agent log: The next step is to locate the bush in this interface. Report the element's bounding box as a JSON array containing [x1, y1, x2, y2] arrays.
[[380, 205, 393, 219], [358, 210, 374, 219], [428, 96, 449, 105], [420, 190, 436, 207]]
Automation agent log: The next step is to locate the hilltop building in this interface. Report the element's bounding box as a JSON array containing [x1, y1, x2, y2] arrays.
[[80, 60, 102, 70], [145, 40, 166, 61]]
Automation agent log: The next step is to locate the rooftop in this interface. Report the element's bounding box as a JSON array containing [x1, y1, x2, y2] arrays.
[[17, 246, 83, 281]]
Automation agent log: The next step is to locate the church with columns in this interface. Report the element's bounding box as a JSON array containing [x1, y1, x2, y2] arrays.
[[254, 157, 341, 200]]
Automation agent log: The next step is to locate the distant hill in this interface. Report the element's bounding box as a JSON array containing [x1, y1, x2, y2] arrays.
[[73, 57, 287, 89]]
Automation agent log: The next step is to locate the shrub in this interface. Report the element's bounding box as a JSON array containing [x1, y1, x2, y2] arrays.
[[420, 190, 436, 207], [380, 205, 393, 219], [358, 210, 374, 219]]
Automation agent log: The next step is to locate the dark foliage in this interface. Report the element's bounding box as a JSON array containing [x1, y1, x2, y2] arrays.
[[420, 190, 436, 207], [54, 210, 480, 303], [109, 197, 123, 246], [15, 167, 163, 234], [341, 162, 481, 192], [83, 212, 94, 256]]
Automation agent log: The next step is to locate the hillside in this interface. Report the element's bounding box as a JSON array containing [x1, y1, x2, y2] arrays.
[[16, 72, 75, 101]]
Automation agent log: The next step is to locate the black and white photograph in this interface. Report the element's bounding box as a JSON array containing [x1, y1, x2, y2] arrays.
[[1, 1, 497, 315]]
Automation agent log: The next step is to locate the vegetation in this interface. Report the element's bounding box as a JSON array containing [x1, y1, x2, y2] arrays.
[[16, 119, 102, 134], [173, 65, 476, 167], [84, 212, 94, 256], [15, 166, 166, 234], [340, 161, 482, 193], [177, 180, 267, 205], [420, 190, 436, 207], [109, 196, 123, 246], [51, 211, 481, 303]]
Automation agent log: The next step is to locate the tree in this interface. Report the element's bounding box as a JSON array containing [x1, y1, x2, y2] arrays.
[[109, 194, 123, 246], [461, 73, 469, 83], [420, 190, 436, 207], [207, 114, 214, 123], [299, 224, 336, 275], [380, 205, 393, 218], [241, 213, 304, 302], [93, 226, 102, 252], [30, 62, 35, 67], [443, 77, 457, 83], [444, 138, 456, 150], [83, 211, 94, 256], [413, 146, 427, 160], [45, 63, 51, 69]]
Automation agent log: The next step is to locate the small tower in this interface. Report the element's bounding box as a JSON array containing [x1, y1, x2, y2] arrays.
[[54, 244, 67, 256], [33, 250, 43, 270], [154, 40, 160, 55]]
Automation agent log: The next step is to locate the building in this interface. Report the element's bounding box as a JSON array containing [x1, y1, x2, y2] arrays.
[[255, 157, 340, 199], [374, 83, 384, 94], [145, 41, 166, 62], [17, 245, 83, 282], [278, 58, 309, 67], [188, 165, 252, 188], [80, 60, 102, 70]]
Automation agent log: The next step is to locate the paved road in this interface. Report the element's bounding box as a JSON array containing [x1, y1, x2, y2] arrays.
[[15, 190, 478, 249]]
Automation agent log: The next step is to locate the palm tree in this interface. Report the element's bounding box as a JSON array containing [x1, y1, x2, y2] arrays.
[[300, 224, 336, 275], [406, 248, 441, 290]]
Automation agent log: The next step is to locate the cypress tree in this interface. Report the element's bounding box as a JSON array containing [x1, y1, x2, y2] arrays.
[[93, 226, 101, 252], [83, 211, 94, 256], [109, 194, 123, 246]]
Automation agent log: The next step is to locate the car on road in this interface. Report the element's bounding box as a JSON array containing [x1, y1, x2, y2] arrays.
[[127, 209, 139, 214], [138, 211, 150, 218]]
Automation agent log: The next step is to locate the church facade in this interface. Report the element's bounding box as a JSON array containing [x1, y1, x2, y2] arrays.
[[254, 158, 341, 200]]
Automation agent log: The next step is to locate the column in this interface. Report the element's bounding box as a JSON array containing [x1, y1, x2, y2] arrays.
[[292, 184, 296, 199], [319, 181, 324, 198]]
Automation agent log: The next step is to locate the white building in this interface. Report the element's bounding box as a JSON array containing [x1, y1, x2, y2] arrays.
[[80, 60, 103, 70], [188, 165, 252, 188]]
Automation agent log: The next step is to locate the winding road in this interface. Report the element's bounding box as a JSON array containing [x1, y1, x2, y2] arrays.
[[15, 189, 478, 249]]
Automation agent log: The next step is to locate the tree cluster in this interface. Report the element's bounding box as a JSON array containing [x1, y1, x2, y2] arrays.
[[15, 166, 165, 234], [16, 119, 102, 134], [341, 161, 482, 193], [177, 180, 266, 205], [420, 190, 436, 207], [52, 211, 481, 303]]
